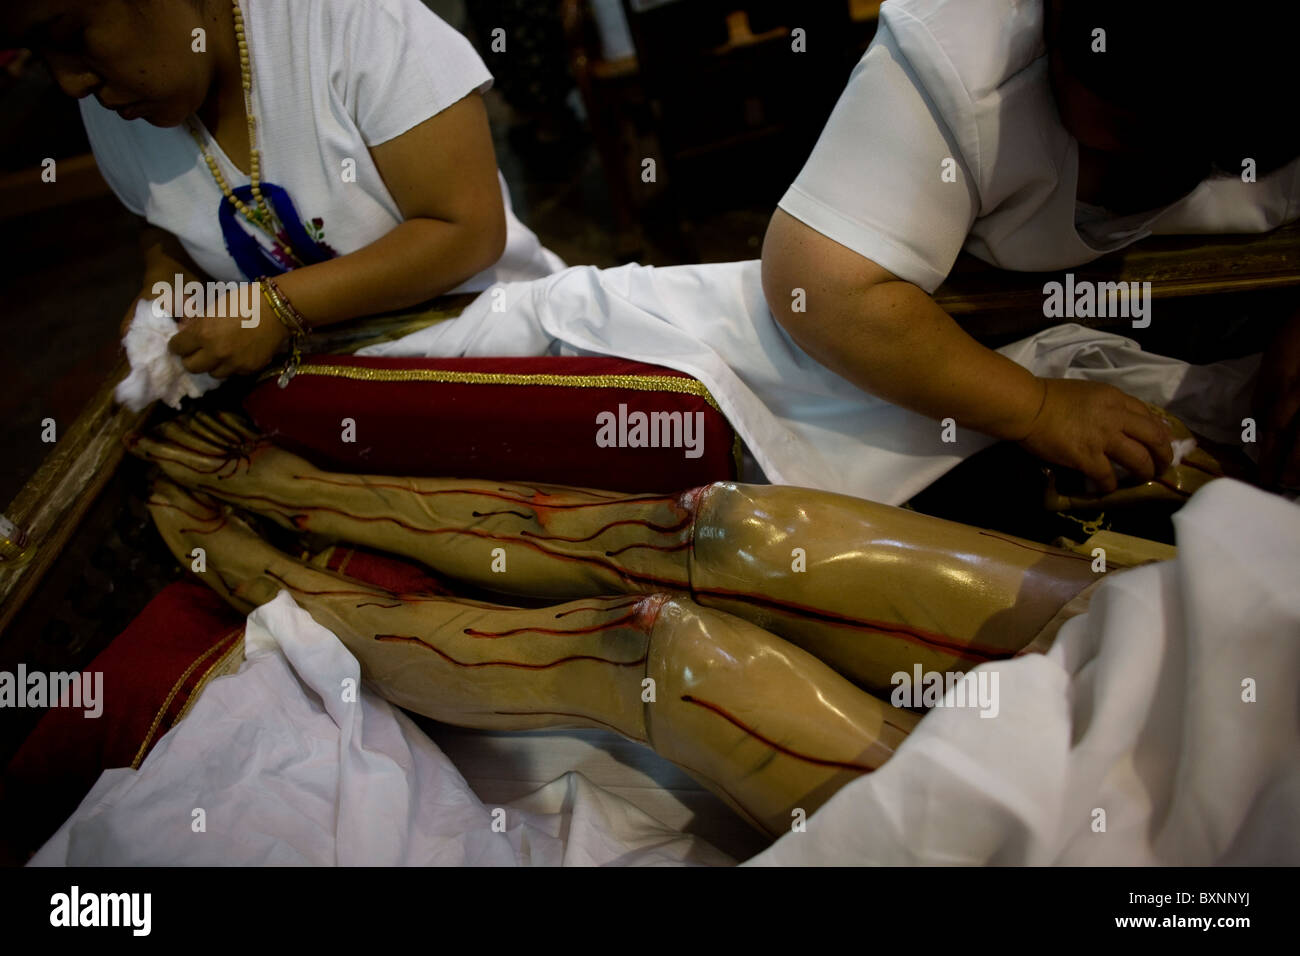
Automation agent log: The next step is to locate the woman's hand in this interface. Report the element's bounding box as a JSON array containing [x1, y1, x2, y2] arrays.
[[168, 288, 289, 379], [1016, 378, 1174, 492]]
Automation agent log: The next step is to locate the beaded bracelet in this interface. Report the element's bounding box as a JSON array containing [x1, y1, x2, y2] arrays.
[[260, 276, 310, 387]]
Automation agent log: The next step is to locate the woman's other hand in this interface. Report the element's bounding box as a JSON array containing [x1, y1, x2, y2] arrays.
[[1017, 378, 1174, 493]]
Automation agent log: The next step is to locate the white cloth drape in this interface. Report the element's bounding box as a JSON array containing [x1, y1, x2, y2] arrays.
[[746, 479, 1300, 865], [29, 592, 732, 867], [360, 260, 1257, 505]]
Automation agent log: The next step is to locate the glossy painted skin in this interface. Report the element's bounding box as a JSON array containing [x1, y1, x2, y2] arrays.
[[129, 412, 1103, 695], [145, 477, 916, 836], [131, 411, 1167, 833]]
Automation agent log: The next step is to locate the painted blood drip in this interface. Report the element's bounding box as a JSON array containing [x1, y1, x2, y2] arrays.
[[697, 587, 1010, 662], [681, 695, 876, 773], [298, 474, 678, 510], [491, 709, 645, 742], [374, 634, 647, 670], [148, 498, 230, 536], [190, 489, 691, 591], [976, 530, 1094, 562], [461, 610, 644, 638], [554, 598, 642, 618]]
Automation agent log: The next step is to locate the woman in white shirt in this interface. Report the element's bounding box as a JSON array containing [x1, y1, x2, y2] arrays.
[[4, 0, 563, 379], [763, 0, 1300, 490]]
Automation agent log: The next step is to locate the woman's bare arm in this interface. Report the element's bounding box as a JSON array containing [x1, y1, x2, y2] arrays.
[[761, 208, 1173, 490], [169, 92, 507, 376]]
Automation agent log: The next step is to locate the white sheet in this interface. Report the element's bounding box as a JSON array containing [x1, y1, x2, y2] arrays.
[[28, 593, 732, 867], [358, 260, 1259, 505], [746, 479, 1300, 865], [29, 479, 1298, 866]]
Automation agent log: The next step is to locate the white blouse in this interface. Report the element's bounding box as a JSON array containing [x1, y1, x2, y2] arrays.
[[80, 0, 563, 292], [779, 0, 1300, 293]]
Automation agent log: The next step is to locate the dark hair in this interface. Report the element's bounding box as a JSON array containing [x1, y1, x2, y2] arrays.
[[1045, 0, 1299, 175]]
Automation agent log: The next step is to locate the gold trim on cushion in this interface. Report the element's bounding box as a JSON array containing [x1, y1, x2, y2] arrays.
[[174, 633, 246, 726], [129, 627, 244, 770], [266, 363, 726, 414]]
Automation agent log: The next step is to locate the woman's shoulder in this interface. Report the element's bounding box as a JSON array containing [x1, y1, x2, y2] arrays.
[[248, 0, 489, 145], [250, 0, 483, 84], [880, 0, 1045, 101], [255, 0, 461, 39]]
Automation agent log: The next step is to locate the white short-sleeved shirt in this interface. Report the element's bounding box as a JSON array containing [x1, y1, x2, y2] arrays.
[[80, 0, 564, 292], [779, 0, 1300, 294]]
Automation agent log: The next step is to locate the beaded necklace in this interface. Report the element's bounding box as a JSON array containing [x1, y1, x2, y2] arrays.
[[187, 0, 303, 268]]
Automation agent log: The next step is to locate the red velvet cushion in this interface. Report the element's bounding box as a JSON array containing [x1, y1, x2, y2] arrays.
[[1, 547, 463, 856], [319, 544, 456, 596], [244, 355, 738, 492], [3, 580, 244, 848]]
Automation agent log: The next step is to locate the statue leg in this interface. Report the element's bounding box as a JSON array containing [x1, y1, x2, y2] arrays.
[[687, 482, 1100, 693], [128, 413, 694, 598], [131, 413, 1100, 694], [147, 478, 915, 837]]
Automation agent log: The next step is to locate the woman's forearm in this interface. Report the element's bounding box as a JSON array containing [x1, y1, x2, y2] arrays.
[[804, 278, 1047, 441], [270, 215, 505, 329], [761, 210, 1177, 486], [761, 209, 1045, 442]]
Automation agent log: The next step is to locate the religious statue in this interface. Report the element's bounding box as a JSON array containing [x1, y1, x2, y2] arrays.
[[125, 409, 1209, 835]]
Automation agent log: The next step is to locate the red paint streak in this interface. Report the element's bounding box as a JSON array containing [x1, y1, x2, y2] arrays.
[[263, 569, 389, 600], [462, 610, 642, 638], [296, 474, 677, 510], [374, 634, 646, 670], [554, 599, 642, 618], [211, 568, 244, 599], [667, 757, 774, 836], [695, 588, 1007, 663], [147, 499, 230, 536], [201, 489, 690, 591], [491, 710, 646, 742], [977, 531, 1094, 562], [526, 485, 627, 501], [138, 433, 247, 478], [148, 498, 221, 525], [603, 541, 692, 557], [681, 695, 875, 773], [263, 569, 446, 605], [515, 515, 692, 542]]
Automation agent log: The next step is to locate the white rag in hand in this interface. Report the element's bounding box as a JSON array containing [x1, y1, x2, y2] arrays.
[[115, 299, 220, 412], [1169, 437, 1197, 467]]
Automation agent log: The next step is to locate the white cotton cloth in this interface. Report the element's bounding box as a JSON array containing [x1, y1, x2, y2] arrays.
[[28, 591, 732, 867], [358, 260, 1258, 506], [114, 299, 220, 412], [28, 479, 1297, 867], [745, 478, 1300, 866], [779, 0, 1300, 293], [1170, 437, 1198, 467]]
